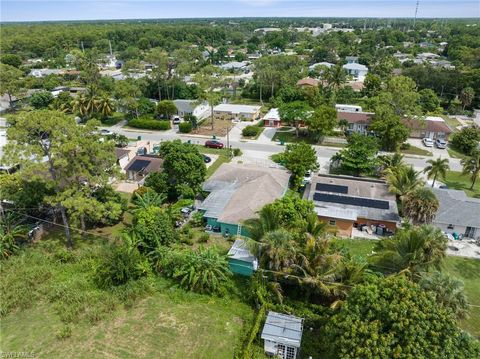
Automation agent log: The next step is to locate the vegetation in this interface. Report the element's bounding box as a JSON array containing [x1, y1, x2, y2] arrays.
[[178, 121, 192, 133], [276, 142, 318, 189], [402, 187, 440, 225], [128, 118, 171, 130], [242, 125, 262, 138], [334, 133, 379, 176], [444, 170, 480, 198]]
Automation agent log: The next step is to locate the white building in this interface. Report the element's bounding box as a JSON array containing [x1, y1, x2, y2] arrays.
[[309, 62, 334, 71], [261, 311, 303, 359], [343, 63, 369, 81], [213, 104, 261, 121], [335, 104, 362, 113], [263, 108, 281, 127], [173, 99, 210, 119]]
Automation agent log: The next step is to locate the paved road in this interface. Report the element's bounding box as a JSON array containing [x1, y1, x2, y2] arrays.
[[109, 126, 462, 172]]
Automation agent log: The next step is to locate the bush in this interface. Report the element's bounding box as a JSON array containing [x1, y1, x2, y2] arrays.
[[400, 143, 411, 150], [198, 233, 210, 243], [94, 245, 147, 288], [233, 148, 242, 157], [450, 126, 480, 155], [56, 325, 72, 339], [129, 118, 171, 130], [242, 125, 261, 137], [178, 122, 193, 133], [190, 211, 204, 227], [30, 91, 54, 109]]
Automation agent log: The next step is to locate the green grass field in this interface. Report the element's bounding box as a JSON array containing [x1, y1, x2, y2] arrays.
[[333, 238, 480, 338], [400, 145, 433, 156], [444, 170, 480, 198], [447, 146, 467, 160], [0, 240, 252, 359]]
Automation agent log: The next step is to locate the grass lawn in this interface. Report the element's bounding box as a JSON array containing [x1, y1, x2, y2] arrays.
[[444, 116, 461, 130], [272, 131, 316, 145], [400, 145, 433, 156], [444, 171, 480, 198], [331, 237, 480, 338], [101, 112, 125, 126], [447, 146, 467, 160]]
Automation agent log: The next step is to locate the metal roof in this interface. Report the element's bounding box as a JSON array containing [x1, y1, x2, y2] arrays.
[[261, 311, 303, 348], [213, 104, 261, 114], [227, 239, 256, 263]]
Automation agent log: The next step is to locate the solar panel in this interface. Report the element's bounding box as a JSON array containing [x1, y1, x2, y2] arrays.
[[313, 193, 390, 210], [128, 159, 150, 172], [315, 182, 348, 194]]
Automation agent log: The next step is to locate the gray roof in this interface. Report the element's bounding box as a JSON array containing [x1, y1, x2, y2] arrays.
[[308, 175, 400, 223], [173, 99, 195, 114], [261, 311, 303, 348], [432, 188, 480, 228], [213, 104, 261, 115], [228, 239, 257, 263], [199, 163, 290, 224]]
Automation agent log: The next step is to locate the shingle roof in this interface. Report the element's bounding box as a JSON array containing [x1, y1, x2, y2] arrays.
[[343, 63, 368, 71], [125, 155, 163, 174], [173, 99, 195, 114], [199, 163, 290, 224], [432, 188, 480, 228], [337, 111, 374, 124], [115, 148, 130, 160], [402, 116, 452, 134], [296, 77, 319, 87], [261, 311, 303, 348]]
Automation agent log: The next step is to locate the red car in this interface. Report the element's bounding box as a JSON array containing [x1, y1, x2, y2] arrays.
[[204, 140, 224, 149]]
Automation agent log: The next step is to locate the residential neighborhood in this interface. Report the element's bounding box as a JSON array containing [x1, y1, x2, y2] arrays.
[[0, 4, 479, 359]]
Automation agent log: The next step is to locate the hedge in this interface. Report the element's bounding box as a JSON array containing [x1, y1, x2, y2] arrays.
[[242, 125, 261, 137], [178, 122, 193, 133], [129, 118, 171, 130]]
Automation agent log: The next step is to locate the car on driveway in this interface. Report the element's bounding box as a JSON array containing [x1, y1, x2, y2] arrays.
[[100, 129, 114, 136], [422, 138, 434, 147], [205, 140, 224, 149], [203, 155, 212, 163], [173, 117, 181, 125], [435, 138, 447, 149]]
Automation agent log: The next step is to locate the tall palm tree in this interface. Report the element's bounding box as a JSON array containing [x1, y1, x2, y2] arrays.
[[378, 153, 405, 177], [96, 96, 116, 119], [131, 190, 166, 211], [461, 150, 480, 190], [402, 187, 439, 224], [370, 225, 447, 278], [243, 206, 279, 241], [303, 213, 329, 240], [325, 64, 347, 92], [386, 166, 424, 200], [256, 229, 296, 272], [424, 157, 449, 187], [72, 93, 88, 119]]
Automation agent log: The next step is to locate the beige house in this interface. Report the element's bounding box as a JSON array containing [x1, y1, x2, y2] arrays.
[[213, 104, 261, 121]]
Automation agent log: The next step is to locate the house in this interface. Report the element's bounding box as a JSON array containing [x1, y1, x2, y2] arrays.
[[261, 311, 304, 359], [296, 77, 319, 87], [227, 239, 258, 276], [198, 163, 290, 236], [29, 69, 65, 78], [306, 174, 400, 237], [335, 104, 362, 113], [308, 62, 334, 71], [345, 56, 359, 64], [219, 61, 249, 72], [403, 116, 452, 140], [417, 52, 440, 61], [115, 148, 133, 172], [213, 104, 261, 121], [343, 63, 368, 81], [263, 108, 281, 127], [124, 155, 163, 181], [337, 110, 374, 135], [173, 99, 210, 119], [432, 188, 480, 240]]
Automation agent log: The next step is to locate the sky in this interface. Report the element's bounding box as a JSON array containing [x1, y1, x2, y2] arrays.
[[1, 0, 479, 22]]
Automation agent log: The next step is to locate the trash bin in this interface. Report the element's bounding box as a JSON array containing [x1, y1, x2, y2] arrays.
[[280, 140, 285, 145], [137, 135, 142, 141], [212, 135, 216, 139], [187, 140, 191, 144]]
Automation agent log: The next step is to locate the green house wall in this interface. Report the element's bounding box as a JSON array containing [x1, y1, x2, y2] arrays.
[[228, 258, 254, 276], [204, 217, 249, 237]]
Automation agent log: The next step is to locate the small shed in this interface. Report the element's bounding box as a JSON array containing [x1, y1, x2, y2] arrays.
[[227, 239, 258, 276], [263, 108, 281, 128], [261, 311, 304, 359]]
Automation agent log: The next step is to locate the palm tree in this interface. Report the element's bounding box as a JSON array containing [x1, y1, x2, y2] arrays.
[[461, 150, 480, 190], [72, 94, 88, 119], [132, 190, 166, 211], [402, 187, 439, 224], [256, 229, 296, 272], [378, 153, 405, 177], [424, 157, 449, 187], [325, 64, 347, 92], [370, 225, 447, 278], [0, 213, 27, 259], [419, 271, 469, 319], [386, 166, 424, 200], [96, 96, 116, 119], [303, 213, 329, 240], [243, 205, 279, 241]]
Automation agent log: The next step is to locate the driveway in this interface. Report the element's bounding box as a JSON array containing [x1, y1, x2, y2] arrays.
[[407, 138, 451, 159]]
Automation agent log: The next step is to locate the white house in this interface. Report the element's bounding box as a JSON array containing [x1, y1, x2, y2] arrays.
[[432, 188, 480, 240], [261, 311, 304, 359], [173, 99, 210, 119], [263, 108, 281, 127], [343, 63, 368, 81], [335, 104, 362, 113], [309, 62, 334, 71], [213, 104, 261, 121]]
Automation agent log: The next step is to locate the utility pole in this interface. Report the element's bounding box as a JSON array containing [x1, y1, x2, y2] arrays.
[[413, 1, 420, 29], [81, 41, 85, 53], [109, 40, 113, 57]]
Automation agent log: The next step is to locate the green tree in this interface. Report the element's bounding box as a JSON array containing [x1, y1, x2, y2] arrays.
[[158, 140, 206, 200], [461, 150, 480, 190], [256, 229, 297, 271], [195, 65, 223, 131], [378, 152, 405, 176], [420, 271, 469, 319], [0, 54, 22, 68], [336, 134, 379, 176], [244, 205, 280, 242], [3, 110, 117, 247], [307, 105, 337, 143], [278, 101, 311, 137], [459, 87, 475, 111], [96, 95, 116, 119], [0, 64, 24, 109], [0, 213, 27, 260], [263, 194, 316, 230], [423, 157, 449, 187], [282, 142, 318, 189], [132, 206, 176, 251], [156, 100, 177, 120], [451, 126, 480, 155], [323, 276, 480, 359], [402, 187, 439, 224], [363, 72, 382, 97], [385, 165, 424, 200], [418, 88, 441, 113], [324, 64, 347, 92], [29, 91, 54, 109], [371, 225, 447, 276], [370, 105, 410, 151]]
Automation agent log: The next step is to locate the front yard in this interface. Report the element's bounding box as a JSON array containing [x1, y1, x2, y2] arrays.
[[444, 171, 480, 198]]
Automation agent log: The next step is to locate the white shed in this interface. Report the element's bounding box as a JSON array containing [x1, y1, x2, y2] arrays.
[[261, 311, 304, 359]]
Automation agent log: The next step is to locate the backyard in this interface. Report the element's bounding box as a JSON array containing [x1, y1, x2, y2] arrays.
[[444, 170, 480, 198]]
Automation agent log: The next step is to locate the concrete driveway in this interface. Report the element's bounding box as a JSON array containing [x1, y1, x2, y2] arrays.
[[407, 138, 450, 159]]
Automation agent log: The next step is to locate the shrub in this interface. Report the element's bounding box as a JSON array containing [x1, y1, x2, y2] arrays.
[[30, 91, 54, 109], [233, 148, 242, 157], [198, 233, 210, 243], [190, 211, 204, 227], [400, 143, 411, 150], [242, 125, 261, 137], [56, 325, 72, 339], [451, 126, 480, 155], [129, 118, 171, 131], [178, 122, 193, 133], [94, 245, 147, 288]]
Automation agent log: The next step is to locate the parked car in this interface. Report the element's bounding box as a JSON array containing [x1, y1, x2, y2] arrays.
[[173, 117, 181, 125], [203, 155, 212, 163], [302, 170, 312, 185], [422, 138, 434, 147], [435, 138, 447, 149], [205, 140, 224, 149], [99, 129, 114, 136]]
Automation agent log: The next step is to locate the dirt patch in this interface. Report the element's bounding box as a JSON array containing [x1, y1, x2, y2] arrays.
[[194, 118, 232, 137]]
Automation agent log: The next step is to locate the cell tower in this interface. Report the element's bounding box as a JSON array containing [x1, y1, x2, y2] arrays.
[[413, 0, 420, 28]]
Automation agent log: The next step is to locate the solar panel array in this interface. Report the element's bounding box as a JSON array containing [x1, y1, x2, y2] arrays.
[[313, 192, 390, 210], [315, 182, 348, 194]]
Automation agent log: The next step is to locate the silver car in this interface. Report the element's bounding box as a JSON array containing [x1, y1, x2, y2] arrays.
[[435, 139, 447, 149]]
